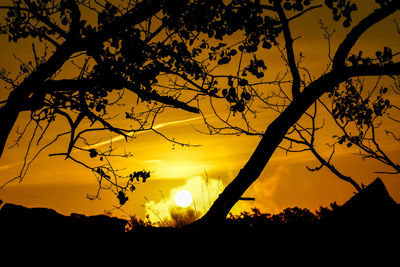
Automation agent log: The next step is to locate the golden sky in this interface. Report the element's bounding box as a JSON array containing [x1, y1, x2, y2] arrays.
[[0, 0, 399, 224]]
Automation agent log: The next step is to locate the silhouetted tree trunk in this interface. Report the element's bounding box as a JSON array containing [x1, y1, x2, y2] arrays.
[[199, 72, 338, 223], [0, 40, 76, 157], [195, 2, 400, 225], [0, 96, 19, 157], [198, 64, 400, 224]]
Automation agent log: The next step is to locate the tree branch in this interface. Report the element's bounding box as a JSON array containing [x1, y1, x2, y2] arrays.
[[82, 0, 164, 50], [287, 5, 323, 22], [35, 76, 200, 114], [308, 144, 362, 192], [66, 0, 82, 38], [344, 62, 400, 78], [273, 0, 301, 99], [22, 0, 68, 38], [332, 2, 399, 69]]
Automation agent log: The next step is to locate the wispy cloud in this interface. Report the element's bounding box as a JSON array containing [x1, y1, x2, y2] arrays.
[[152, 116, 203, 130], [84, 116, 203, 150], [140, 159, 164, 165], [0, 161, 23, 171]]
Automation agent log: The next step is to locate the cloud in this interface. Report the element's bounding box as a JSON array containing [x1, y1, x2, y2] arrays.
[[254, 166, 283, 198], [144, 166, 288, 224], [252, 165, 287, 214], [144, 175, 223, 226], [140, 159, 163, 165], [229, 165, 287, 215], [0, 161, 23, 171], [83, 116, 204, 150]]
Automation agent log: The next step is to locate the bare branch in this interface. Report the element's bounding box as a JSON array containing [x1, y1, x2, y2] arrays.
[[273, 0, 301, 99], [287, 5, 323, 22]]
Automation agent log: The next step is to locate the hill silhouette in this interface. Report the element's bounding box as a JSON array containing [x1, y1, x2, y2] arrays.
[[1, 178, 399, 246], [319, 178, 400, 225]]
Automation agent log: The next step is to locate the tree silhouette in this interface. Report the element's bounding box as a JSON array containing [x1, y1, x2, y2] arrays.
[[0, 0, 399, 223], [195, 0, 400, 224], [0, 0, 230, 200], [276, 42, 400, 193]]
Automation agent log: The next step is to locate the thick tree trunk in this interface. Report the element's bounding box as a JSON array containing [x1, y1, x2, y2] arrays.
[[0, 97, 20, 157], [0, 39, 78, 158], [196, 65, 400, 225], [197, 72, 343, 225]]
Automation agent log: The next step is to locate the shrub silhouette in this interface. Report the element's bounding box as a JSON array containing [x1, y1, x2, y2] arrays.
[[226, 207, 319, 228]]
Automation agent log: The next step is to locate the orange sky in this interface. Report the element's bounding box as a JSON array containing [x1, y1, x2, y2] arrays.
[[0, 0, 399, 224]]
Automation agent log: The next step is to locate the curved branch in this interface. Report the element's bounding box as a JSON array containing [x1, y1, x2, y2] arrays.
[[333, 2, 399, 69]]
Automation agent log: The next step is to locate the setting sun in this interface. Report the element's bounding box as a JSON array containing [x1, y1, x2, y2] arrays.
[[174, 190, 193, 208]]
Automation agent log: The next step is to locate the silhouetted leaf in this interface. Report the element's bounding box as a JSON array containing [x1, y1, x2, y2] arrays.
[[89, 149, 98, 158], [117, 191, 128, 205]]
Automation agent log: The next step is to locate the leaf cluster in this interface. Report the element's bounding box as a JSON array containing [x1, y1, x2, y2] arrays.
[[244, 55, 267, 78], [347, 47, 393, 67], [222, 76, 252, 115], [111, 170, 150, 205], [114, 171, 151, 205], [129, 170, 150, 183], [330, 79, 391, 148], [282, 0, 312, 12], [324, 0, 357, 28], [331, 79, 391, 127], [2, 0, 65, 42]]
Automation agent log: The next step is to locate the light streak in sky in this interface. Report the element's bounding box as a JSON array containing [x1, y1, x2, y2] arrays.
[[83, 116, 204, 150]]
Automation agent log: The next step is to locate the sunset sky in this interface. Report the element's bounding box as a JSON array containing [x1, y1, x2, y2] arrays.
[[0, 0, 399, 225]]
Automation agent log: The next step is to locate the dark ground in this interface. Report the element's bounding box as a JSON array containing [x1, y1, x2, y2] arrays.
[[1, 178, 399, 258]]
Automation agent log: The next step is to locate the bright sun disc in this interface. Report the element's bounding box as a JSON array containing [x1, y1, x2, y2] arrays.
[[174, 190, 193, 208]]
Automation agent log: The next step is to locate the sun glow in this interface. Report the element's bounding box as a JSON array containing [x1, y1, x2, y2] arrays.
[[174, 190, 193, 208], [144, 176, 224, 225]]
